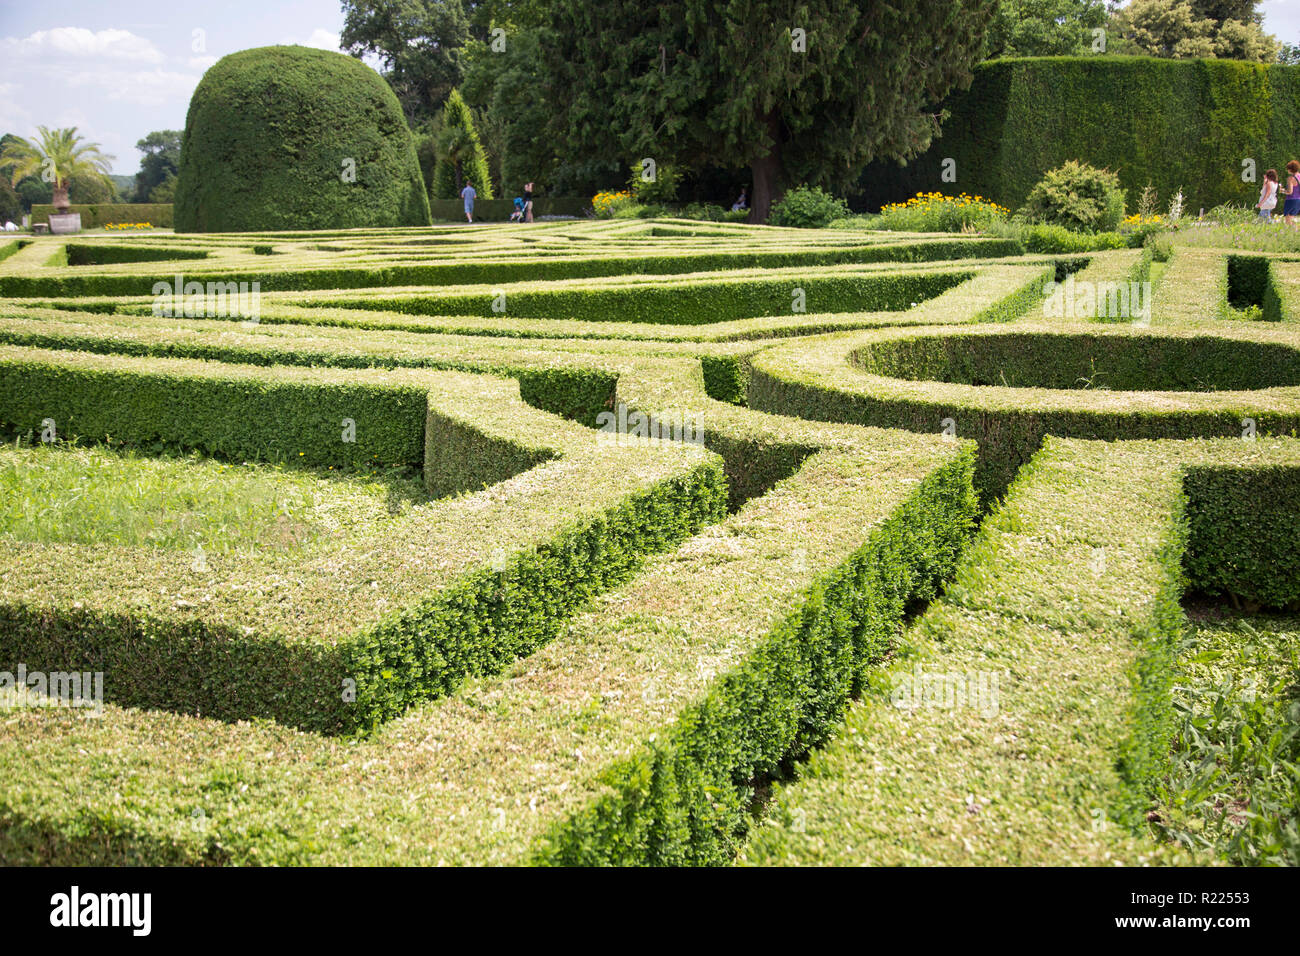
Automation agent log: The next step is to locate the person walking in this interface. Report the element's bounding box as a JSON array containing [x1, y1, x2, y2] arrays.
[[1257, 169, 1279, 222], [1283, 161, 1300, 229], [460, 180, 477, 223], [523, 182, 534, 223]]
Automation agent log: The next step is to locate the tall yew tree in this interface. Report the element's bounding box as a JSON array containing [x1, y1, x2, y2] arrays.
[[543, 0, 995, 221]]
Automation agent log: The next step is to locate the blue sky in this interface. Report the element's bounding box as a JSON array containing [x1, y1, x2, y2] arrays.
[[0, 0, 351, 173], [2, 1, 1299, 176]]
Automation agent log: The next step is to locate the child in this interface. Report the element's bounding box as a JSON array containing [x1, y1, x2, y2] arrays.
[[1285, 161, 1300, 230], [1258, 169, 1279, 221], [509, 197, 524, 222]]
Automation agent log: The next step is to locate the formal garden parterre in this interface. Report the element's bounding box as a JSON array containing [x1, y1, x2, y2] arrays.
[[0, 218, 1297, 865]]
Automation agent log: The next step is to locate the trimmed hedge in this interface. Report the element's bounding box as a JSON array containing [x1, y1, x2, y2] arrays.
[[0, 352, 728, 733], [65, 243, 209, 266], [741, 437, 1300, 866], [0, 428, 978, 863], [1183, 464, 1300, 608], [748, 322, 1300, 501], [0, 347, 429, 473], [317, 269, 973, 325], [174, 46, 431, 232], [0, 235, 1020, 298], [857, 57, 1300, 213], [30, 204, 173, 228]]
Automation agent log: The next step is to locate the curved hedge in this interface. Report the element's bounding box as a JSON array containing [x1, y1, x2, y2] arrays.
[[857, 57, 1300, 213], [748, 322, 1300, 501], [174, 46, 431, 232]]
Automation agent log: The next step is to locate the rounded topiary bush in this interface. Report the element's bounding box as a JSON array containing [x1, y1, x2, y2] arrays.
[[174, 46, 431, 232], [1017, 160, 1126, 233]]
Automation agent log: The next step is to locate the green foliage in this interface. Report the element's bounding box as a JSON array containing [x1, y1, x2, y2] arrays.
[[173, 46, 431, 232], [67, 173, 115, 204], [984, 0, 1108, 57], [1018, 160, 1127, 232], [0, 126, 114, 209], [856, 58, 1300, 215], [873, 191, 1010, 231], [1183, 466, 1300, 607], [0, 352, 430, 472], [1156, 613, 1300, 865], [327, 268, 970, 325], [430, 88, 494, 199], [459, 31, 558, 193], [340, 0, 472, 123], [131, 130, 180, 203], [0, 178, 20, 223], [1111, 0, 1279, 61], [751, 323, 1300, 502], [543, 0, 995, 220], [629, 162, 680, 205], [989, 220, 1135, 252], [0, 234, 1009, 298], [768, 185, 850, 228]]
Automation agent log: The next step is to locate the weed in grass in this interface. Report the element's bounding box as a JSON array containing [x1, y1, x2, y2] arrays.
[[1152, 608, 1300, 866]]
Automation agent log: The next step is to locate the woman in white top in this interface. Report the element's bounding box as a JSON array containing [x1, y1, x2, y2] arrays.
[[1257, 169, 1279, 222]]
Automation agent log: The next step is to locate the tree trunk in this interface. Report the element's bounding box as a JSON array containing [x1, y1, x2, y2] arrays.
[[52, 182, 70, 214], [748, 113, 784, 224]]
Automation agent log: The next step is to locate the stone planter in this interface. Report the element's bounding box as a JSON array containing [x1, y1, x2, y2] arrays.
[[48, 213, 82, 235]]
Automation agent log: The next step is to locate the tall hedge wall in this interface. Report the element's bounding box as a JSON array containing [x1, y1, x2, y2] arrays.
[[174, 46, 432, 232], [856, 57, 1300, 214]]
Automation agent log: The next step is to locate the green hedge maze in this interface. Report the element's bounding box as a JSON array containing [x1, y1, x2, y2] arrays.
[[0, 219, 1297, 865]]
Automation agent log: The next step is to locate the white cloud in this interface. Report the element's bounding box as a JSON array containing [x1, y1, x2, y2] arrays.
[[282, 29, 342, 52], [0, 82, 34, 139], [62, 68, 201, 108], [1, 27, 164, 64]]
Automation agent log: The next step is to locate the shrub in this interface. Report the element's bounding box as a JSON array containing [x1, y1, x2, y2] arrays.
[[430, 89, 494, 200], [1017, 160, 1126, 233], [875, 192, 1009, 231], [592, 189, 632, 218], [629, 162, 680, 204], [173, 46, 431, 232], [681, 203, 729, 222], [987, 220, 1134, 253], [1145, 231, 1174, 262], [768, 186, 850, 228]]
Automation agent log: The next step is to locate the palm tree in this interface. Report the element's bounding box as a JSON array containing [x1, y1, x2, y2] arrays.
[[0, 127, 114, 213]]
